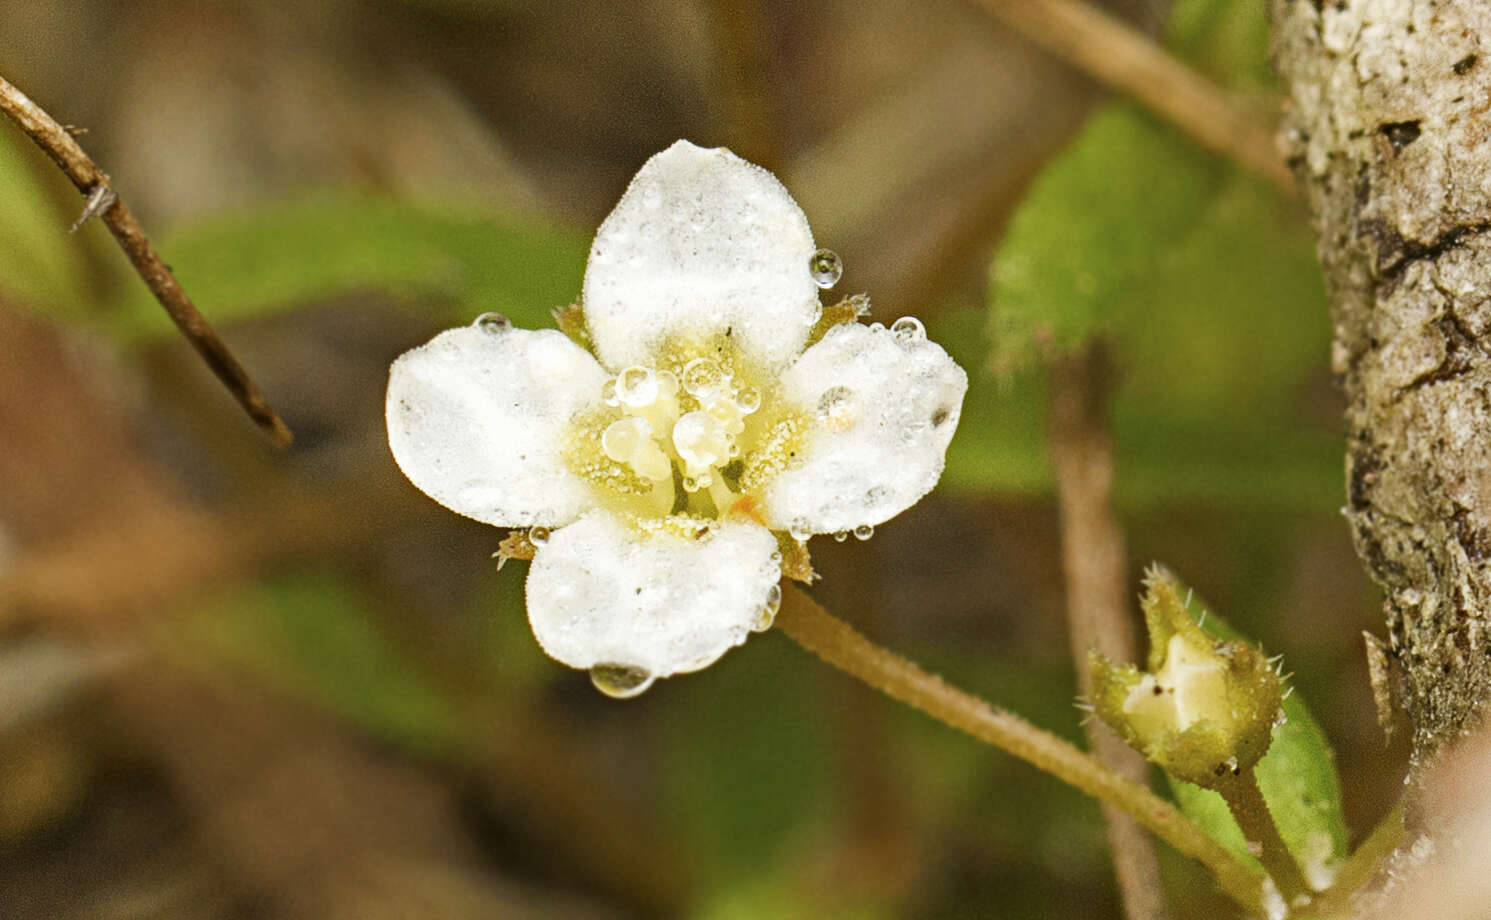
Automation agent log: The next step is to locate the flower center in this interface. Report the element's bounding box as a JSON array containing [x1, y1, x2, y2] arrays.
[[595, 356, 764, 517]]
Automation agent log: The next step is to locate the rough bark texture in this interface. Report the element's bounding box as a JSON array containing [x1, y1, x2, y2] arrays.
[[1271, 0, 1491, 767]]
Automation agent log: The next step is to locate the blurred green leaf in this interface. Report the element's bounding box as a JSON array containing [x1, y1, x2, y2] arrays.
[[1165, 580, 1348, 887], [1165, 0, 1276, 90], [113, 191, 588, 336], [0, 128, 90, 310], [659, 635, 831, 887], [969, 0, 1335, 510], [987, 106, 1222, 375], [187, 572, 460, 753]]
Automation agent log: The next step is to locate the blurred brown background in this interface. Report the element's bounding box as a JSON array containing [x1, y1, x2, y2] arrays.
[[0, 1, 1397, 918]]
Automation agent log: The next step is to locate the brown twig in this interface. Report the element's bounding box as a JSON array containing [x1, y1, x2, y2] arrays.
[[774, 586, 1266, 913], [1050, 345, 1171, 920], [0, 74, 293, 447], [972, 0, 1294, 191]]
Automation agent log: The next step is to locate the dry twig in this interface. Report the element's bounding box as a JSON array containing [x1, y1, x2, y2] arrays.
[[1050, 345, 1170, 920], [973, 0, 1293, 190], [0, 74, 293, 447]]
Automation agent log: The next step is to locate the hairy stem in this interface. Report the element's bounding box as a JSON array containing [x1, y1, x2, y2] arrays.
[[1218, 769, 1312, 905], [775, 586, 1265, 913], [0, 73, 292, 447]]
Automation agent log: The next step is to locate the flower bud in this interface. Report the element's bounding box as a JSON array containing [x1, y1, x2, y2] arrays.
[[1090, 568, 1284, 788]]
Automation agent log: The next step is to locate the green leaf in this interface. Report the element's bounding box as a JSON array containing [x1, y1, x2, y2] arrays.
[[0, 128, 90, 311], [1165, 0, 1276, 90], [1163, 578, 1349, 888], [973, 0, 1335, 510], [186, 572, 460, 754], [988, 106, 1224, 376], [112, 191, 588, 337]]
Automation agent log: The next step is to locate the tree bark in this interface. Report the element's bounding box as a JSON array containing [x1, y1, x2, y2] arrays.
[[1271, 1, 1491, 769]]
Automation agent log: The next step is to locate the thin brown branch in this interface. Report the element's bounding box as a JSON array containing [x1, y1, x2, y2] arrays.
[[1050, 345, 1170, 920], [972, 0, 1294, 191], [774, 586, 1266, 913], [0, 74, 293, 447]]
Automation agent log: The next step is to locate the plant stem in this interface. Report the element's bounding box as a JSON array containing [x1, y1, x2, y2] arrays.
[[775, 586, 1266, 913], [1295, 799, 1404, 919], [971, 0, 1293, 191], [0, 73, 292, 447], [1218, 769, 1313, 905], [1051, 345, 1170, 920]]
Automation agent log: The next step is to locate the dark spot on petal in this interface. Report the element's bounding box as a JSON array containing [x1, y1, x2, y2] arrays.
[[1454, 54, 1478, 75], [931, 407, 950, 427]]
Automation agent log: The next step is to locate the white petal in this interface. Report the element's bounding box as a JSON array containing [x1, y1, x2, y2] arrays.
[[582, 140, 821, 372], [387, 324, 606, 528], [761, 321, 968, 533], [525, 512, 781, 678]]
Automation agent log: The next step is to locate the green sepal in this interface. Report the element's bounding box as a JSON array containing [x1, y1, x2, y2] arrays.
[[1090, 568, 1283, 789]]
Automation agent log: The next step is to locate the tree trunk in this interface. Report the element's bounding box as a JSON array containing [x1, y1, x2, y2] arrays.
[[1271, 0, 1491, 769]]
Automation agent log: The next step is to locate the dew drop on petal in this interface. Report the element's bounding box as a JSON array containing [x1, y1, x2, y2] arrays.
[[891, 316, 926, 343], [849, 293, 872, 317], [683, 475, 700, 492], [529, 526, 551, 546], [474, 312, 512, 333], [853, 524, 874, 541], [833, 530, 849, 542], [770, 550, 783, 563], [734, 387, 762, 414], [868, 321, 885, 332], [682, 357, 724, 397], [753, 583, 783, 632], [816, 385, 858, 430], [809, 248, 843, 289], [788, 520, 811, 542], [589, 663, 655, 699], [616, 365, 659, 406]]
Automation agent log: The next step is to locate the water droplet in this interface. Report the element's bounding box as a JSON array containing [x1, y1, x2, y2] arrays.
[[833, 530, 849, 542], [809, 248, 843, 288], [590, 663, 654, 699], [683, 475, 699, 492], [529, 526, 551, 546], [616, 365, 659, 407], [848, 293, 872, 317], [853, 524, 874, 541], [682, 357, 724, 396], [788, 520, 811, 542], [891, 316, 926, 343], [474, 312, 511, 333], [753, 584, 782, 632], [770, 550, 783, 563], [816, 385, 857, 430], [734, 387, 762, 414], [657, 369, 680, 395], [868, 321, 885, 333]]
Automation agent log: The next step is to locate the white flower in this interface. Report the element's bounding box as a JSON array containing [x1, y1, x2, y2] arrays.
[[386, 140, 967, 696]]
